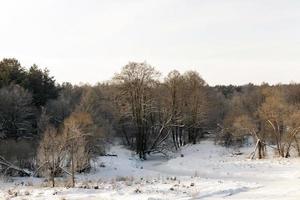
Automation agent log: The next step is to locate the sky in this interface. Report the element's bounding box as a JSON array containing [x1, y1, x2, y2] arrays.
[[0, 0, 300, 86]]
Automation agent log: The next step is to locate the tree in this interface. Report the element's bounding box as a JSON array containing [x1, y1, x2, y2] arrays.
[[62, 112, 94, 187], [45, 82, 84, 128], [76, 85, 114, 154], [231, 115, 266, 159], [258, 86, 300, 157], [113, 62, 160, 159], [0, 59, 59, 108], [0, 84, 35, 138], [37, 112, 94, 187], [182, 71, 208, 144], [0, 58, 26, 87], [220, 94, 246, 147], [284, 110, 300, 157], [25, 65, 60, 107], [258, 87, 287, 157], [163, 70, 185, 149], [37, 126, 63, 187]]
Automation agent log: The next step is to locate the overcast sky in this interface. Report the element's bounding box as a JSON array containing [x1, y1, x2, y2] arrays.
[[0, 0, 300, 85]]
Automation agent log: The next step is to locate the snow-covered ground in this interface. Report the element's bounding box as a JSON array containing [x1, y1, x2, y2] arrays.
[[1, 140, 300, 200]]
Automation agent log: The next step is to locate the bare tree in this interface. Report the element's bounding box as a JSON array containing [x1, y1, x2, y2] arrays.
[[62, 112, 94, 187], [231, 115, 266, 159], [163, 70, 185, 149], [113, 62, 160, 159], [37, 126, 63, 187], [258, 87, 300, 157], [182, 71, 208, 144]]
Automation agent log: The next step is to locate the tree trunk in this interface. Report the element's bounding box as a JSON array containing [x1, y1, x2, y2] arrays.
[[172, 129, 178, 150], [50, 169, 55, 187], [294, 136, 300, 157], [258, 140, 262, 159], [121, 125, 131, 146], [71, 142, 75, 187]]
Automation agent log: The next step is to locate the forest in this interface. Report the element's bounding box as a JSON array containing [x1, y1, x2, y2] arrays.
[[1, 58, 300, 188]]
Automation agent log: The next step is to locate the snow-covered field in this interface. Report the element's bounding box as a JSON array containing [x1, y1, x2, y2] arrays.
[[1, 140, 300, 200]]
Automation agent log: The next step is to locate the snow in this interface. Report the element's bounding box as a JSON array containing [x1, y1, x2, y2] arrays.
[[1, 140, 300, 200]]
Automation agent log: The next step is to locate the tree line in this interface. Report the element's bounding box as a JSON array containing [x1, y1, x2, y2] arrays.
[[1, 58, 300, 186]]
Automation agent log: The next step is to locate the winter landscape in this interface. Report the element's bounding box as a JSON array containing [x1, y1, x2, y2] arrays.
[[1, 140, 300, 200], [1, 0, 300, 200]]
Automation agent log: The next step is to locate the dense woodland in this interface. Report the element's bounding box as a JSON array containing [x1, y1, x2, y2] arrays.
[[1, 58, 300, 186]]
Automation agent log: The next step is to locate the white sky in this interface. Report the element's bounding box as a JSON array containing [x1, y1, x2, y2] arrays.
[[0, 0, 300, 86]]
